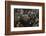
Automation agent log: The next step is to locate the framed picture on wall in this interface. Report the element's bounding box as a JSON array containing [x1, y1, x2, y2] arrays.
[[5, 1, 45, 35]]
